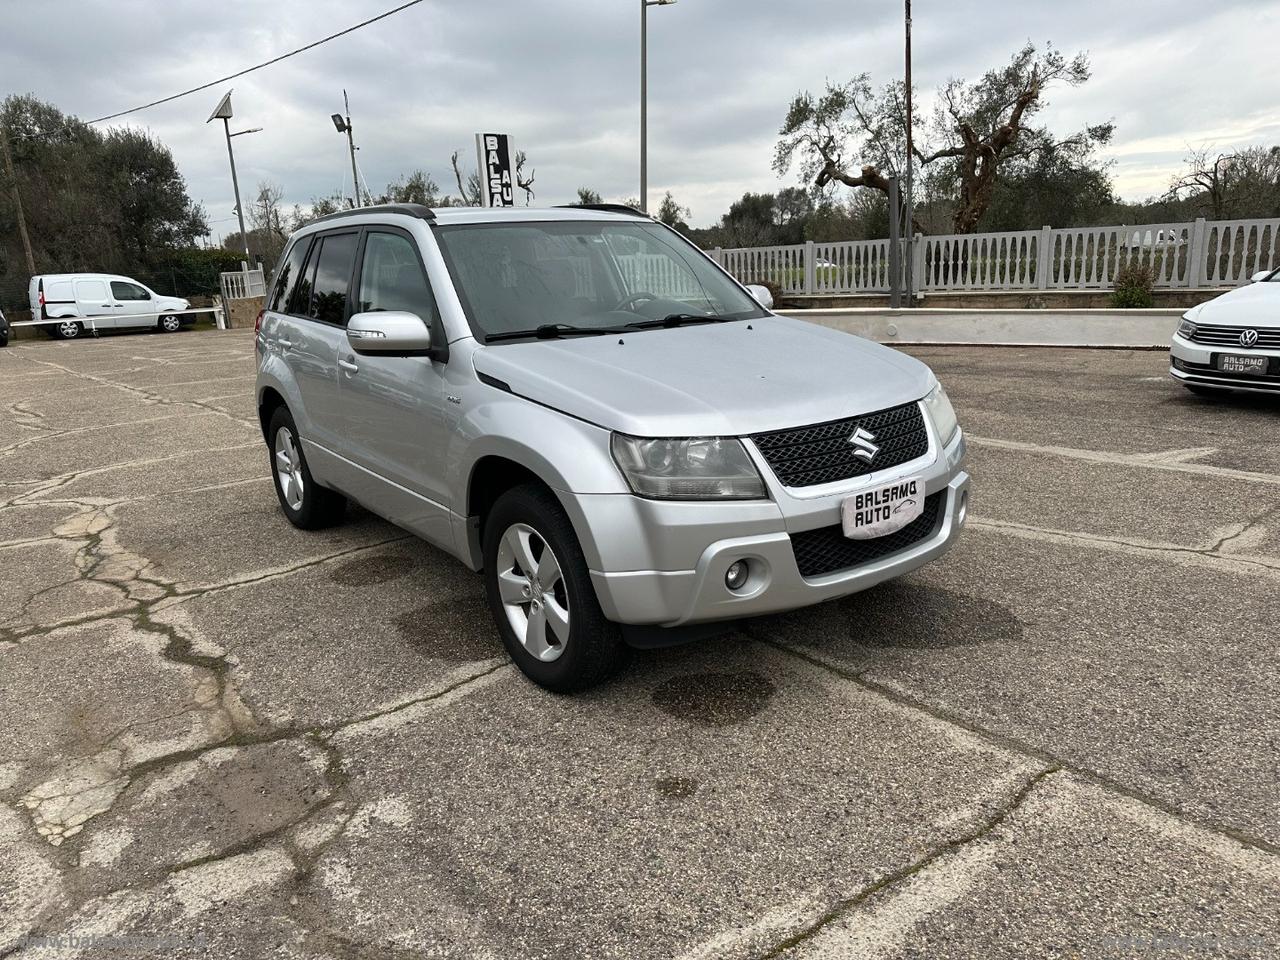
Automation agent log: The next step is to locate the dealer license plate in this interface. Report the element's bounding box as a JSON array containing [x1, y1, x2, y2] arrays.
[[1217, 354, 1269, 376], [841, 476, 924, 540]]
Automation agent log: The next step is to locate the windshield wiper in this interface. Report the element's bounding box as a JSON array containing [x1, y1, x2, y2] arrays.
[[485, 323, 624, 343], [624, 313, 726, 330]]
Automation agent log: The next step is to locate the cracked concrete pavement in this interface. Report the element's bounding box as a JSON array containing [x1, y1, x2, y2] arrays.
[[1, 331, 1278, 958]]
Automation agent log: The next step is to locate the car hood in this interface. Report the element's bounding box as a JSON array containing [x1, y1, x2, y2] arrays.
[[471, 315, 935, 436], [1192, 282, 1280, 324]]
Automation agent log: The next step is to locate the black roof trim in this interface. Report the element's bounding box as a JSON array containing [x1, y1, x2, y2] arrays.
[[554, 203, 652, 218], [306, 203, 437, 227]]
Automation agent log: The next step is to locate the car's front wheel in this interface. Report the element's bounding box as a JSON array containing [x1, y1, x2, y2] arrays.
[[267, 406, 347, 529], [159, 314, 182, 333], [483, 484, 626, 692]]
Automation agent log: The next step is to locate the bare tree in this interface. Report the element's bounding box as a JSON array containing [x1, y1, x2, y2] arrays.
[[515, 151, 535, 205], [775, 43, 1108, 234], [449, 150, 483, 206]]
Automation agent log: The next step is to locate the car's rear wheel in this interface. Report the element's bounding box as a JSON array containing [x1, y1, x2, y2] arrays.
[[483, 484, 626, 692], [268, 406, 347, 529], [159, 314, 182, 333], [53, 320, 83, 340]]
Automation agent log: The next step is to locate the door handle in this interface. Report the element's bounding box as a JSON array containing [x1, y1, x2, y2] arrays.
[[338, 357, 359, 374], [277, 338, 293, 350]]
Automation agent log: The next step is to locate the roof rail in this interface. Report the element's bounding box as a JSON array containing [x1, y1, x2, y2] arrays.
[[305, 203, 437, 227], [554, 203, 651, 218]]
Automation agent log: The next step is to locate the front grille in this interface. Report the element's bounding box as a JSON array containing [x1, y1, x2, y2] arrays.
[[790, 491, 945, 579], [752, 401, 929, 488], [1190, 323, 1280, 348]]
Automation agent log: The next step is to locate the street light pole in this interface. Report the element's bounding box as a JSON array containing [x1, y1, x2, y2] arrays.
[[640, 0, 676, 213], [332, 92, 363, 209], [222, 116, 250, 261]]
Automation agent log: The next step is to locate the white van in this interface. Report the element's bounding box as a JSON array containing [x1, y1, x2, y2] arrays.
[[28, 274, 192, 340]]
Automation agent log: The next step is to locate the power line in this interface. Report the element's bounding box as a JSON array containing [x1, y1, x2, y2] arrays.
[[85, 0, 428, 125]]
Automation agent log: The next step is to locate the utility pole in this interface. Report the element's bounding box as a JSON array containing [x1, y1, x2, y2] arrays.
[[0, 125, 36, 276], [332, 92, 363, 208], [903, 0, 914, 303]]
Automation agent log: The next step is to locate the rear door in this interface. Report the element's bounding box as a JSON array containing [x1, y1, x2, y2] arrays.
[[110, 280, 157, 328], [280, 230, 359, 455], [72, 278, 117, 329], [337, 227, 451, 543]]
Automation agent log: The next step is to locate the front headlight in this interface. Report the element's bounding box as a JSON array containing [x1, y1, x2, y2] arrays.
[[1177, 316, 1197, 339], [921, 382, 959, 447], [610, 435, 766, 500]]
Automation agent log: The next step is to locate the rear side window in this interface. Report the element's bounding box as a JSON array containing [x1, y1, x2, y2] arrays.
[[307, 233, 358, 325], [271, 238, 311, 313], [75, 279, 107, 303], [111, 281, 149, 301], [357, 231, 439, 322]]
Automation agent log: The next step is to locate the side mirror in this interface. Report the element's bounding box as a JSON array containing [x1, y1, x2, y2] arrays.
[[346, 310, 433, 356], [1251, 270, 1272, 283], [745, 284, 774, 310]]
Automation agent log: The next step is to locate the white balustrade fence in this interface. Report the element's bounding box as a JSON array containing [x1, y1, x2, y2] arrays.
[[219, 267, 267, 302], [711, 216, 1280, 297]]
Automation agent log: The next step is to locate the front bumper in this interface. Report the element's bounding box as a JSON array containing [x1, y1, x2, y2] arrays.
[[1169, 333, 1280, 393], [581, 427, 969, 627]]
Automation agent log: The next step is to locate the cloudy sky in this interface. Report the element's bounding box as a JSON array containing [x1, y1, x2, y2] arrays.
[[5, 0, 1279, 232]]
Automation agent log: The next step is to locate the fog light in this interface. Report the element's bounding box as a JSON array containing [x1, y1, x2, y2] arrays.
[[725, 560, 749, 591]]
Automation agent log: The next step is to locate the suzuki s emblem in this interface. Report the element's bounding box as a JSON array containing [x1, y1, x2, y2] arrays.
[[1240, 328, 1259, 347], [849, 426, 880, 462]]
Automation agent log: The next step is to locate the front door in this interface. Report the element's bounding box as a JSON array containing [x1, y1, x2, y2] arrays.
[[337, 228, 451, 546], [109, 280, 157, 328]]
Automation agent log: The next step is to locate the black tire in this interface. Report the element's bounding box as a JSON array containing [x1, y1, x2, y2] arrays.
[[52, 320, 83, 340], [158, 314, 182, 333], [483, 483, 627, 693], [267, 406, 347, 530]]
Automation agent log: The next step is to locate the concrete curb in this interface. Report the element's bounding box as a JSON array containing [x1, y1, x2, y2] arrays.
[[781, 307, 1182, 349]]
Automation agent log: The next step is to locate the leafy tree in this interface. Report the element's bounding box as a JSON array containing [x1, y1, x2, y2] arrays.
[[379, 170, 442, 206], [1167, 146, 1280, 220], [656, 191, 690, 231], [575, 187, 603, 205], [0, 94, 206, 300]]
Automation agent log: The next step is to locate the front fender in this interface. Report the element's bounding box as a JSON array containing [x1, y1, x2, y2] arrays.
[[448, 393, 630, 568]]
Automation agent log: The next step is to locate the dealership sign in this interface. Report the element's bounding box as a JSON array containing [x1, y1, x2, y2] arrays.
[[475, 133, 515, 207]]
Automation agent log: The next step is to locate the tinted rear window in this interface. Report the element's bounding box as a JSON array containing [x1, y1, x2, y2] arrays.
[[271, 238, 311, 313], [308, 233, 358, 325]]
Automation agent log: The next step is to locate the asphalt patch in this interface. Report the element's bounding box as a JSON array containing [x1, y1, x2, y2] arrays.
[[650, 671, 776, 726], [842, 580, 1024, 649], [393, 595, 502, 663], [329, 553, 418, 586]]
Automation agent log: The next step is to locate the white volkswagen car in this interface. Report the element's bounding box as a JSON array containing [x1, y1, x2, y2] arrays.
[[1171, 267, 1280, 394]]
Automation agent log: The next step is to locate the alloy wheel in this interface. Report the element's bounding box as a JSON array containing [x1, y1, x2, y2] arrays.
[[58, 321, 79, 338], [495, 522, 570, 662], [273, 426, 305, 511], [162, 315, 181, 332]]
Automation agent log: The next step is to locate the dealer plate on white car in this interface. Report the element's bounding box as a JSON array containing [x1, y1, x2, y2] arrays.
[[841, 477, 924, 540]]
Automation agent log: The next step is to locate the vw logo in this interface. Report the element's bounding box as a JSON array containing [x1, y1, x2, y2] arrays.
[[849, 426, 880, 462], [1240, 328, 1260, 347]]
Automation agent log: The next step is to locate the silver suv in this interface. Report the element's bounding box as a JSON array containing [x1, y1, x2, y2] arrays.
[[255, 204, 969, 691]]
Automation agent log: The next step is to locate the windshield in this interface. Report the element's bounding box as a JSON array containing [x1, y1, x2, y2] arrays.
[[432, 219, 767, 341]]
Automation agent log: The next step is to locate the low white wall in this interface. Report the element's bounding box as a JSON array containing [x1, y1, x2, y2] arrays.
[[781, 307, 1182, 348]]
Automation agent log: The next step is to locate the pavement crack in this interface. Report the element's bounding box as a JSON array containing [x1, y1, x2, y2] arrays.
[[752, 766, 1059, 959], [755, 634, 1280, 859]]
